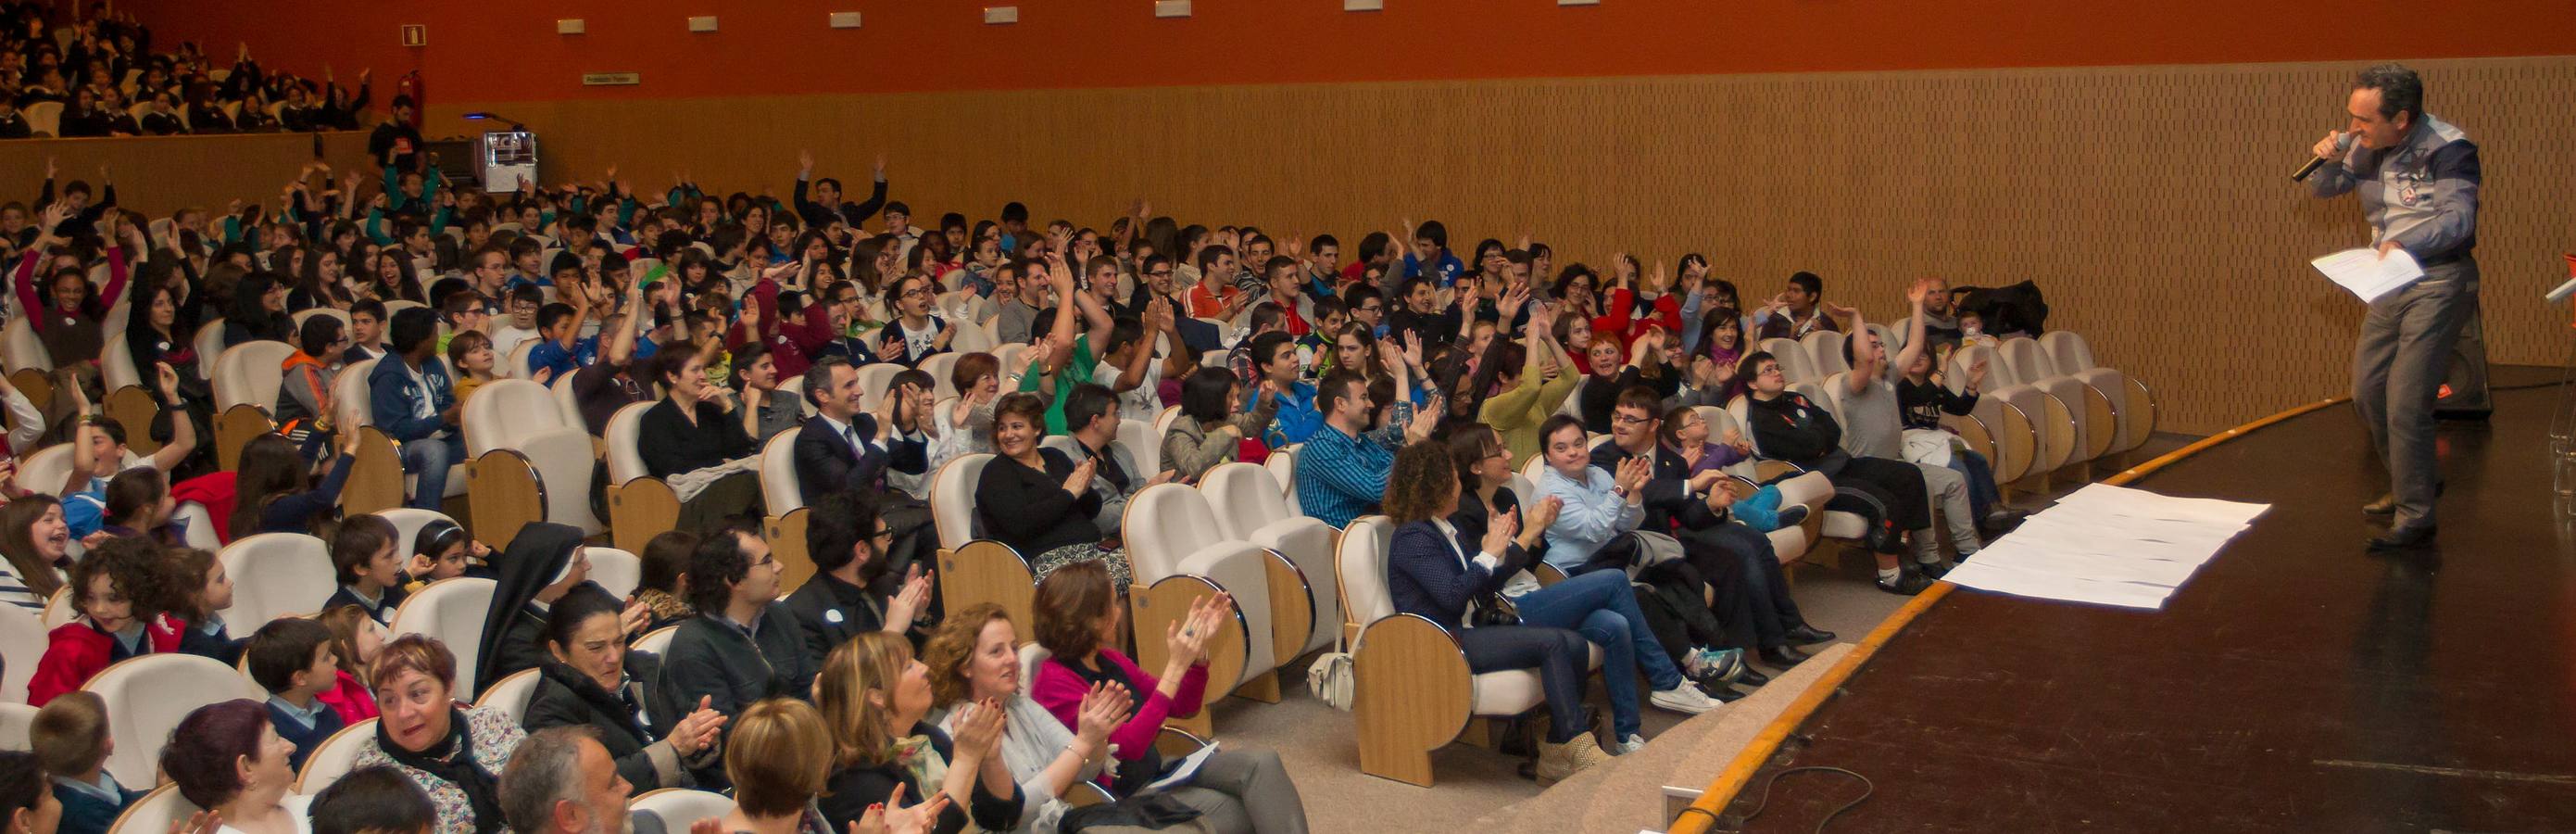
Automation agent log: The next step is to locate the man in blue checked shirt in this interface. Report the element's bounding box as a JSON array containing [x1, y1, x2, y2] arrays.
[[1294, 365, 1439, 529]]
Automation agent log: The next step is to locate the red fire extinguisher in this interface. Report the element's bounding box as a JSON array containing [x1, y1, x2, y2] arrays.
[[398, 70, 424, 130]]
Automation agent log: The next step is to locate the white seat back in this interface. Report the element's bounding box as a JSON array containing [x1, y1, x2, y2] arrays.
[[854, 363, 902, 411], [464, 379, 566, 456], [1757, 337, 1814, 385], [585, 547, 642, 600], [1, 317, 48, 373], [1200, 463, 1288, 542], [1803, 330, 1850, 379], [633, 625, 679, 657], [292, 308, 351, 334], [85, 654, 263, 787], [295, 719, 377, 793], [990, 345, 1029, 381], [605, 402, 654, 484], [918, 353, 961, 399], [1263, 446, 1300, 516], [100, 336, 142, 391], [1998, 337, 2059, 381], [374, 509, 456, 560], [631, 790, 735, 828], [387, 577, 498, 695], [551, 369, 587, 429], [473, 668, 544, 725], [105, 784, 195, 834], [190, 319, 227, 381], [333, 358, 380, 429], [1118, 417, 1160, 476], [760, 427, 804, 512], [521, 427, 609, 534], [0, 606, 46, 702], [217, 533, 333, 626], [172, 501, 220, 550], [1123, 485, 1225, 586], [930, 454, 993, 550], [2040, 331, 2098, 372], [1337, 516, 1397, 626], [501, 340, 535, 380], [212, 340, 295, 411], [0, 702, 37, 749]]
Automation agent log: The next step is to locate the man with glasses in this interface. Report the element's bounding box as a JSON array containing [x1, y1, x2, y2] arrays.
[[786, 490, 934, 673], [660, 526, 810, 727], [1135, 254, 1221, 356], [1344, 284, 1389, 339]]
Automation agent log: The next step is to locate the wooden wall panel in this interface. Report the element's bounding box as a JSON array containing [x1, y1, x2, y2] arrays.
[[434, 55, 2576, 434], [0, 133, 376, 217]]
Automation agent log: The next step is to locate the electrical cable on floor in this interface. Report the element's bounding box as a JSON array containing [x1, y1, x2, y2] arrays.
[[1677, 765, 1873, 834]]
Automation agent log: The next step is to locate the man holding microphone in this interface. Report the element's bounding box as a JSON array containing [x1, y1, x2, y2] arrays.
[[2305, 63, 2481, 549]]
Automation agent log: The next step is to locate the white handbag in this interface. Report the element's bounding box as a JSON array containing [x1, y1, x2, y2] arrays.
[[1306, 626, 1355, 711]]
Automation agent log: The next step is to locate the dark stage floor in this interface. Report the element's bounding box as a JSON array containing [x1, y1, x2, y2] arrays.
[[1730, 368, 2576, 833]]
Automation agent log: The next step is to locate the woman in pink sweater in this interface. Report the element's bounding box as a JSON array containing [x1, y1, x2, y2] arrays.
[[1025, 561, 1309, 833]]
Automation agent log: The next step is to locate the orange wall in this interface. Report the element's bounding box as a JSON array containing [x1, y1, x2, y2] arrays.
[[127, 0, 2576, 103]]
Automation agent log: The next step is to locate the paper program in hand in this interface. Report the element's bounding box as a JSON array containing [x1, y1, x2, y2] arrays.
[[2310, 246, 2424, 303]]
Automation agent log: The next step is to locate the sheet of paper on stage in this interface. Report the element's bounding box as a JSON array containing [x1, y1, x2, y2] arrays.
[[2054, 484, 2270, 527], [1942, 560, 2174, 610], [2311, 246, 2423, 303]]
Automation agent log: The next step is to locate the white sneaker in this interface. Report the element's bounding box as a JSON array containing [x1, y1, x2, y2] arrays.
[[1649, 684, 1720, 714], [1616, 733, 1648, 754]]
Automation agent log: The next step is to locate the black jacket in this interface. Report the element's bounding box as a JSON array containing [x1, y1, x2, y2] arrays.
[[791, 413, 891, 501], [1743, 392, 1842, 470], [654, 604, 810, 733], [522, 654, 708, 790], [782, 572, 887, 679]]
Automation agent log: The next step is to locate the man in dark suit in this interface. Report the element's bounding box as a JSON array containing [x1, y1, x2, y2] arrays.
[[790, 355, 891, 500], [785, 492, 933, 673]]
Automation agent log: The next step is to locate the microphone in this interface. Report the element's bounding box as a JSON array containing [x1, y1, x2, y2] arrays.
[[2293, 133, 2354, 182]]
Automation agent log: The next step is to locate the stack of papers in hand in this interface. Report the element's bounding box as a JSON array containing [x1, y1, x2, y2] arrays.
[[1940, 484, 2268, 611], [2311, 246, 2423, 303]]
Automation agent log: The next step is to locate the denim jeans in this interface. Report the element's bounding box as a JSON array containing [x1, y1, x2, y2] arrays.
[[1511, 569, 1684, 739], [1948, 449, 1999, 520], [400, 434, 464, 512]]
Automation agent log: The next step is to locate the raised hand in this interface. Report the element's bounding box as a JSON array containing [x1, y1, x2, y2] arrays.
[[668, 695, 728, 755], [798, 148, 815, 173], [1480, 507, 1517, 556], [1061, 456, 1099, 497], [1075, 681, 1131, 747], [165, 809, 220, 834], [1615, 455, 1652, 494], [620, 600, 652, 636], [886, 564, 932, 629], [1167, 591, 1233, 667]]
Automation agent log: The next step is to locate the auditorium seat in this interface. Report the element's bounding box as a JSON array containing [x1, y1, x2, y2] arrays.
[[584, 547, 643, 600], [190, 319, 227, 382], [210, 340, 293, 412], [464, 379, 603, 545], [472, 667, 543, 726], [41, 589, 72, 629], [14, 444, 141, 508], [104, 784, 193, 834], [374, 509, 456, 562], [1803, 330, 1851, 379], [20, 101, 57, 138], [332, 357, 469, 515], [928, 454, 1039, 634], [759, 427, 804, 513], [217, 533, 333, 626], [1758, 337, 1815, 385], [98, 335, 142, 393], [854, 363, 903, 411], [1338, 514, 1600, 788], [1120, 483, 1279, 726], [990, 344, 1029, 382], [84, 653, 263, 787], [1943, 345, 2049, 486], [0, 605, 45, 702], [290, 308, 351, 335], [294, 719, 377, 793], [1998, 336, 2114, 465], [0, 319, 46, 376], [633, 625, 679, 657], [388, 576, 498, 696], [1262, 446, 1299, 516], [502, 339, 536, 380], [0, 702, 34, 749], [917, 353, 961, 398], [2042, 331, 2157, 453], [1200, 462, 1338, 662], [603, 402, 681, 552]]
